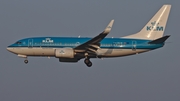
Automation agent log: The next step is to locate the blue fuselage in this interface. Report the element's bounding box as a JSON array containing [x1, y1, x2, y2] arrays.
[[8, 37, 163, 49], [7, 37, 164, 59]]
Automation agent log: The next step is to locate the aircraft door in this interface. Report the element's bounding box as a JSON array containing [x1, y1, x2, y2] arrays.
[[132, 41, 136, 51], [28, 39, 33, 48]]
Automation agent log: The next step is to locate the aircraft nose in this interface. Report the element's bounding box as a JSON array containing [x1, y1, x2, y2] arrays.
[[7, 47, 13, 52]]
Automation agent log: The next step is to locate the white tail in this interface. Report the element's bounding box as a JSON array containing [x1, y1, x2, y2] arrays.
[[123, 5, 171, 40]]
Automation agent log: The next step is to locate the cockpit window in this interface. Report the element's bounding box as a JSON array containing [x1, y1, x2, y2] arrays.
[[15, 41, 22, 44]]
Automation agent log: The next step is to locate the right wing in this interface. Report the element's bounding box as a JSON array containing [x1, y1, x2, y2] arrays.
[[74, 20, 114, 53]]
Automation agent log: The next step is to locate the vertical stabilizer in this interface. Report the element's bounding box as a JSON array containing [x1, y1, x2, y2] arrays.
[[123, 5, 171, 40]]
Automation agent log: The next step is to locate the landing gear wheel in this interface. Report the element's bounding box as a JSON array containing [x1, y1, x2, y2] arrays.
[[84, 59, 90, 64], [84, 58, 92, 67], [87, 62, 92, 67], [24, 60, 28, 64]]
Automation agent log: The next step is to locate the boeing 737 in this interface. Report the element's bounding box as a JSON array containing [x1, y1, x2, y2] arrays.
[[7, 5, 171, 67]]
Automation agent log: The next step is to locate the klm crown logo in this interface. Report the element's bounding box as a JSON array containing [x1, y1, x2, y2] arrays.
[[146, 21, 164, 31], [60, 50, 65, 54], [107, 26, 112, 28], [42, 38, 54, 43]]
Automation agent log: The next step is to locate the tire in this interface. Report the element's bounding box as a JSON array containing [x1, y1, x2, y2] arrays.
[[24, 60, 28, 64], [84, 59, 89, 64], [87, 62, 92, 67]]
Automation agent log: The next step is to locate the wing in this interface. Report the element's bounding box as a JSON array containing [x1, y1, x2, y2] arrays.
[[74, 20, 114, 54]]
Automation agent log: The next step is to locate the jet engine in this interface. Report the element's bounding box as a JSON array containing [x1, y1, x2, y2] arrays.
[[55, 48, 74, 58]]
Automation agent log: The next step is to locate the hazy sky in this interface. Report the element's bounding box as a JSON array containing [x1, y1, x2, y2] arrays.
[[0, 0, 180, 101]]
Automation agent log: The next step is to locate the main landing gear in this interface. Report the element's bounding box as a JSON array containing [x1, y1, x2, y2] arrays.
[[84, 58, 92, 67]]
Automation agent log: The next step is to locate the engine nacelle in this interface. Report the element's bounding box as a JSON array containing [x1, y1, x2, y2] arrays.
[[55, 48, 74, 58]]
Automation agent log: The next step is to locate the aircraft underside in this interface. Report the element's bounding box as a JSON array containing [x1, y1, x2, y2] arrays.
[[7, 47, 149, 67]]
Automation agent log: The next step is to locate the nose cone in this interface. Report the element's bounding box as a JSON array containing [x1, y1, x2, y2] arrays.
[[7, 47, 19, 54], [7, 47, 13, 52]]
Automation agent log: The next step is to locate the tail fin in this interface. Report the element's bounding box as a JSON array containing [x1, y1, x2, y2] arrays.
[[123, 5, 171, 40]]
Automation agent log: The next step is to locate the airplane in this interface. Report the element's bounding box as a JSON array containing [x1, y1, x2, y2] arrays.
[[7, 5, 171, 67]]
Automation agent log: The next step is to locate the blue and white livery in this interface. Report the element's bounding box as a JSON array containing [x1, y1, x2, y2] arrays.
[[7, 5, 171, 67]]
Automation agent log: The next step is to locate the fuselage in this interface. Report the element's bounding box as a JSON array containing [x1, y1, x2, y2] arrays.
[[6, 5, 171, 67], [7, 37, 164, 58]]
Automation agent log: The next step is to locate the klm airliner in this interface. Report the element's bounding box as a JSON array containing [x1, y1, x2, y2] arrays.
[[7, 5, 171, 67]]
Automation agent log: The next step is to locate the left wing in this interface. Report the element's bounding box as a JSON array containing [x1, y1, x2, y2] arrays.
[[74, 20, 114, 53]]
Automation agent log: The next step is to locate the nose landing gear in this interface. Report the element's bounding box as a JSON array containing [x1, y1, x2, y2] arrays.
[[84, 58, 92, 67], [24, 59, 28, 64]]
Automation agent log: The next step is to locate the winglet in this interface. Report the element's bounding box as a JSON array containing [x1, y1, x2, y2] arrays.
[[103, 19, 114, 34]]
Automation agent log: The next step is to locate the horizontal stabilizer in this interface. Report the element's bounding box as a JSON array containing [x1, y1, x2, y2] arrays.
[[148, 35, 170, 44]]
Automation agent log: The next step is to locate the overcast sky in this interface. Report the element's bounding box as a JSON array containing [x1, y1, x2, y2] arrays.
[[0, 0, 180, 101]]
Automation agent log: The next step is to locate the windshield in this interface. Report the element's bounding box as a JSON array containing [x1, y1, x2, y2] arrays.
[[15, 41, 22, 44]]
